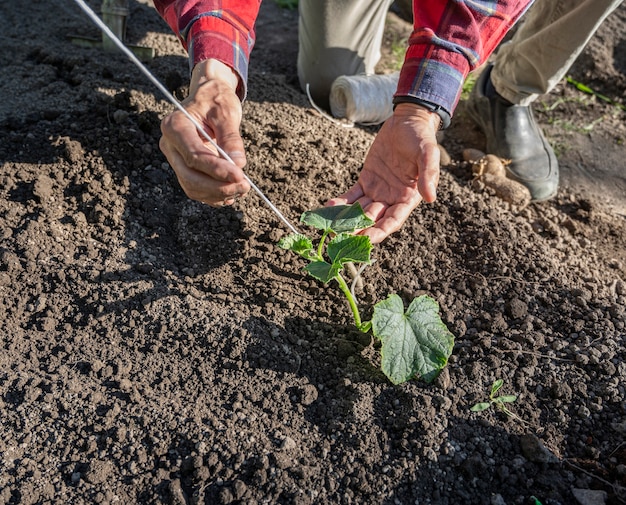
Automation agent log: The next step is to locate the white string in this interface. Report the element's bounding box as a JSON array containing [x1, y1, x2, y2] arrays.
[[306, 84, 354, 128], [72, 0, 300, 235], [329, 72, 399, 125]]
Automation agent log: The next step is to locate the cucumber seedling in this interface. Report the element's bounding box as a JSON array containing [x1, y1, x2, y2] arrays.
[[277, 202, 454, 384]]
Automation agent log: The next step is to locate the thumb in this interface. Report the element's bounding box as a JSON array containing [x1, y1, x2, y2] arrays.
[[215, 131, 246, 168]]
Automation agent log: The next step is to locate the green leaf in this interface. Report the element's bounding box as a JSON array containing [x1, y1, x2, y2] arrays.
[[277, 233, 316, 259], [470, 402, 491, 412], [327, 233, 372, 266], [372, 294, 455, 384], [490, 379, 504, 397], [305, 260, 339, 284], [300, 202, 374, 234], [497, 395, 517, 403], [566, 76, 626, 111]]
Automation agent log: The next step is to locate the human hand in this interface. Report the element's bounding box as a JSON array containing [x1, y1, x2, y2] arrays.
[[327, 103, 441, 243], [159, 59, 250, 206]]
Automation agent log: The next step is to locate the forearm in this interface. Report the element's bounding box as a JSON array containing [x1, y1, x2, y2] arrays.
[[153, 0, 262, 99], [395, 0, 534, 123]]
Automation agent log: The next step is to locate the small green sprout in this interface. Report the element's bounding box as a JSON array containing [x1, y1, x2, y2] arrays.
[[471, 379, 520, 418], [278, 203, 455, 385], [566, 76, 626, 112]]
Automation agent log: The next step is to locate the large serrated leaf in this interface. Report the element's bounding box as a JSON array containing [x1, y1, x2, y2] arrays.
[[327, 233, 372, 266], [372, 294, 455, 384], [305, 260, 340, 284], [300, 202, 374, 233]]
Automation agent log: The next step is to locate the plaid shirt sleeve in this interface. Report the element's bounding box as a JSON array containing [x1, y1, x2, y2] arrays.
[[395, 0, 533, 120], [153, 0, 261, 99]]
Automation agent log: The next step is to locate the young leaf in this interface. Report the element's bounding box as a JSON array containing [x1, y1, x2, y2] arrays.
[[327, 233, 372, 266], [372, 294, 455, 384], [490, 379, 504, 397], [300, 202, 374, 234], [470, 402, 491, 412], [277, 233, 315, 259], [305, 260, 340, 284], [497, 395, 518, 403]]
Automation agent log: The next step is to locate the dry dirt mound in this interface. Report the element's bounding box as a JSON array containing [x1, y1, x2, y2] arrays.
[[1, 1, 625, 504]]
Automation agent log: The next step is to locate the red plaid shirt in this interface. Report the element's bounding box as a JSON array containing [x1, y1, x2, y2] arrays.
[[153, 0, 261, 99], [154, 0, 532, 118]]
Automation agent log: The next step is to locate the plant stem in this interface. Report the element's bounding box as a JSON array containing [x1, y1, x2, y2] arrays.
[[335, 273, 363, 330], [317, 231, 328, 259]]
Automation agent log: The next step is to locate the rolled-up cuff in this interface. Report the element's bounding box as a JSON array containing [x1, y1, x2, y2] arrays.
[[187, 18, 253, 101], [395, 54, 467, 127]]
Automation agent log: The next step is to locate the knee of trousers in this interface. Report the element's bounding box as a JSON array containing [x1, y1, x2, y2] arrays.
[[297, 48, 367, 110]]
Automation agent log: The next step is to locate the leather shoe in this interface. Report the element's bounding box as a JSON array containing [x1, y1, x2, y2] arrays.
[[466, 64, 559, 201]]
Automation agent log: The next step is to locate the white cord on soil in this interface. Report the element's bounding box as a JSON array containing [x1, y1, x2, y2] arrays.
[[306, 84, 354, 128]]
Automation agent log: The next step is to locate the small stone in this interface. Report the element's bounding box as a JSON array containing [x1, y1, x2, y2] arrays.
[[83, 460, 114, 485], [336, 339, 356, 358], [438, 144, 452, 166], [233, 479, 247, 500], [519, 434, 558, 463], [300, 384, 318, 406], [168, 479, 187, 505], [435, 367, 451, 390], [33, 174, 54, 201], [505, 298, 528, 319], [280, 436, 297, 451], [218, 487, 234, 504], [113, 109, 129, 124], [611, 420, 626, 435], [490, 494, 507, 505], [571, 488, 607, 505]]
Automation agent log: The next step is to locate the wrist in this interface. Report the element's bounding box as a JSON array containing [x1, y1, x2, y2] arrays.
[[393, 103, 443, 132], [191, 59, 240, 95], [392, 96, 450, 129]]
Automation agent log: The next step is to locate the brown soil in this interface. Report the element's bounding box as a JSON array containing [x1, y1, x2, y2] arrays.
[[1, 1, 625, 504]]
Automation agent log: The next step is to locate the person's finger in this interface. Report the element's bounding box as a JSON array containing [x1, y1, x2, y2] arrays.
[[326, 182, 365, 206], [359, 203, 416, 244], [359, 199, 389, 222], [362, 190, 424, 243], [163, 111, 246, 184], [215, 128, 247, 171], [163, 139, 250, 203], [417, 142, 441, 203]]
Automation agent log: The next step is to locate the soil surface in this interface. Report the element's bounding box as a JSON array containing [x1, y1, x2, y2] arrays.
[[1, 2, 626, 505]]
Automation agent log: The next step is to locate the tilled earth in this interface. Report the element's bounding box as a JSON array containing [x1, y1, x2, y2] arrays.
[[1, 1, 625, 504]]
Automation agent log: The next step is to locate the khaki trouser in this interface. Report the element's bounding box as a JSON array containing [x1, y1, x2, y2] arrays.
[[297, 0, 394, 109], [491, 0, 623, 105], [297, 0, 621, 109]]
